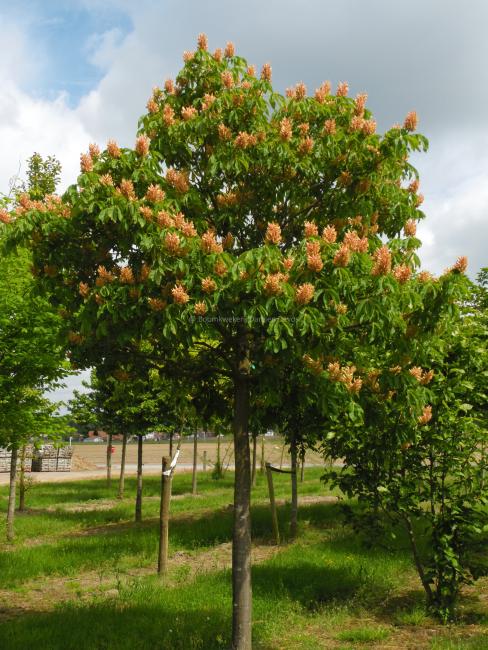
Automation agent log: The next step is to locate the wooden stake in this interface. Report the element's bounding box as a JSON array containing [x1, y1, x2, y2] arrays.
[[266, 463, 280, 545], [106, 432, 112, 488], [251, 432, 257, 487], [158, 456, 172, 575], [18, 445, 26, 512], [203, 450, 207, 472], [118, 432, 127, 499], [192, 430, 198, 495]]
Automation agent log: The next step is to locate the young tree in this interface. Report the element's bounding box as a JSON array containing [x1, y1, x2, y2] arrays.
[[6, 35, 467, 647], [0, 239, 68, 540], [323, 270, 486, 620], [1, 390, 69, 540]]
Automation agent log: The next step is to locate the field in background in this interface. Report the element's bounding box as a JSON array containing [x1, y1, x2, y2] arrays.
[[0, 469, 486, 649], [72, 437, 324, 470]]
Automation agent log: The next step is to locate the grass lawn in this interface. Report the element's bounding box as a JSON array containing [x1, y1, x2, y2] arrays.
[[0, 468, 486, 649]]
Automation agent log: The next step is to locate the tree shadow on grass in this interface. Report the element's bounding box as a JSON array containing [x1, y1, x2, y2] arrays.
[[0, 599, 231, 650], [252, 556, 393, 613], [0, 501, 355, 590]]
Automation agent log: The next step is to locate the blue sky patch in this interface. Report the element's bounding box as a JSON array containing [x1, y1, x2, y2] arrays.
[[2, 0, 132, 105]]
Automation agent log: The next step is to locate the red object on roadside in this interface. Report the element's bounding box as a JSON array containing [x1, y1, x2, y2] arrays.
[[110, 446, 115, 454]]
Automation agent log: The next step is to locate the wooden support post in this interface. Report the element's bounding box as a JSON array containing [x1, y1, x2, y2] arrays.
[[251, 433, 257, 487], [7, 445, 18, 542], [266, 463, 280, 545], [203, 450, 207, 472], [118, 432, 127, 500], [158, 456, 172, 575], [18, 445, 26, 512], [106, 432, 113, 488], [290, 440, 298, 539], [260, 434, 265, 475], [279, 442, 285, 470], [192, 430, 198, 495]]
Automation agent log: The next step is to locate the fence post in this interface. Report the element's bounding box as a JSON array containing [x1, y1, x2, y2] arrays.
[[158, 456, 172, 575], [266, 463, 280, 545]]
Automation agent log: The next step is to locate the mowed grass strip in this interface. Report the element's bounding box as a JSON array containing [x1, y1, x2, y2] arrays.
[[0, 469, 486, 649]]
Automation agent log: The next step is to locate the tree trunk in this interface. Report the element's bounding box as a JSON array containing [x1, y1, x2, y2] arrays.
[[251, 433, 257, 487], [18, 445, 26, 512], [300, 449, 305, 483], [290, 437, 298, 539], [403, 514, 434, 606], [231, 340, 252, 650], [106, 432, 113, 488], [7, 446, 18, 542], [192, 430, 198, 495], [135, 434, 143, 523], [118, 432, 127, 499], [260, 433, 265, 475]]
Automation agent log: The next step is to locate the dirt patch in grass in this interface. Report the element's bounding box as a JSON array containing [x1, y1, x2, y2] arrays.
[[0, 540, 281, 622]]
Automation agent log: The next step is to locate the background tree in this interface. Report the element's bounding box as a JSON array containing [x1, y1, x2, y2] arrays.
[[21, 153, 62, 201]]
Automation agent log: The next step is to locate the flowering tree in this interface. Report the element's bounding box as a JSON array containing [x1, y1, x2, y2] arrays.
[[5, 34, 468, 647], [322, 267, 487, 620]]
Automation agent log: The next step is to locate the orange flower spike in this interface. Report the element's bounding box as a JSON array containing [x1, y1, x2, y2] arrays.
[[279, 118, 292, 141], [333, 245, 350, 267], [371, 245, 392, 276], [265, 222, 282, 245], [404, 219, 417, 237], [304, 221, 318, 238], [146, 184, 165, 203], [404, 111, 418, 131], [202, 277, 217, 293], [295, 283, 315, 305], [393, 264, 411, 284], [418, 405, 432, 425], [197, 33, 208, 51], [80, 153, 93, 173], [261, 62, 272, 81], [107, 140, 121, 158], [451, 256, 468, 273], [224, 42, 235, 58], [194, 301, 207, 316], [135, 134, 150, 157], [171, 285, 189, 304], [322, 225, 337, 243]]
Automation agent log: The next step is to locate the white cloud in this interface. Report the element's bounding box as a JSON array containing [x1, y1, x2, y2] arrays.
[[85, 27, 126, 71], [0, 16, 44, 87], [0, 81, 94, 193], [0, 15, 94, 194], [414, 131, 488, 277]]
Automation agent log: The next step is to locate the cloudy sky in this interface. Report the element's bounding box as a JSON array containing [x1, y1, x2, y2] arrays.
[[1, 0, 487, 401]]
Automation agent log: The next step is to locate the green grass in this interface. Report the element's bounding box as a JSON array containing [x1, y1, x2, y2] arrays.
[[336, 626, 391, 643], [0, 468, 486, 649]]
